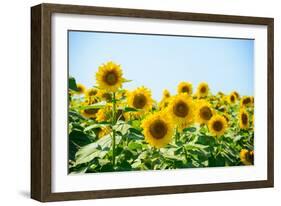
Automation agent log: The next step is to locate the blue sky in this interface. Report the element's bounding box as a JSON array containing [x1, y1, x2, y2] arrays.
[[69, 31, 254, 101]]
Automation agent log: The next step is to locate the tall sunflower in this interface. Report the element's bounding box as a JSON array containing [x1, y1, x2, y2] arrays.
[[168, 93, 194, 129], [240, 149, 254, 165], [141, 112, 174, 148], [239, 109, 249, 129], [127, 87, 153, 112], [96, 61, 124, 92], [177, 82, 193, 96], [208, 114, 228, 137], [195, 100, 213, 124], [196, 82, 209, 98], [76, 83, 86, 95]]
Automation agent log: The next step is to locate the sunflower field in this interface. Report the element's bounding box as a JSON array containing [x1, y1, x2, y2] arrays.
[[68, 61, 254, 174]]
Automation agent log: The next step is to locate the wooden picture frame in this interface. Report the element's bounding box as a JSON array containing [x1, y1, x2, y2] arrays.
[[31, 3, 274, 202]]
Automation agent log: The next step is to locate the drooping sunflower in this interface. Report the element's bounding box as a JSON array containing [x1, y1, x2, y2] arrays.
[[227, 92, 237, 104], [76, 83, 86, 95], [177, 82, 193, 96], [96, 61, 124, 92], [240, 149, 254, 165], [168, 93, 194, 129], [127, 87, 153, 112], [208, 114, 228, 137], [85, 88, 99, 103], [162, 89, 171, 99], [195, 100, 213, 124], [97, 89, 112, 102], [239, 109, 249, 129], [98, 126, 111, 139], [141, 112, 174, 148], [196, 82, 209, 98], [240, 96, 252, 107]]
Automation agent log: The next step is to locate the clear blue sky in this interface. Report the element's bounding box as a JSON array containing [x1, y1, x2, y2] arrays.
[[69, 31, 254, 101]]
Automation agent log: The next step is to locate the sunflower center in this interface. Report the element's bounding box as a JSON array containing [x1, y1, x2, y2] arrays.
[[89, 90, 97, 96], [200, 106, 212, 120], [182, 86, 189, 93], [84, 108, 97, 115], [245, 152, 254, 163], [243, 97, 251, 105], [149, 120, 168, 139], [242, 113, 248, 125], [200, 86, 207, 93], [102, 93, 112, 101], [104, 71, 118, 85], [213, 120, 223, 132], [133, 94, 147, 109], [230, 95, 235, 102], [173, 101, 189, 117]]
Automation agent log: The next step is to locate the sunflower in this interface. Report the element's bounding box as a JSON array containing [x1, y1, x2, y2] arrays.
[[239, 109, 249, 129], [97, 89, 112, 102], [240, 149, 254, 165], [141, 112, 174, 148], [250, 96, 254, 105], [240, 96, 252, 107], [177, 82, 193, 96], [96, 105, 111, 122], [76, 83, 86, 95], [85, 88, 99, 103], [195, 100, 213, 124], [162, 89, 171, 99], [208, 114, 228, 137], [80, 106, 98, 119], [233, 91, 240, 99], [196, 82, 209, 98], [227, 92, 237, 104], [96, 61, 124, 92], [168, 93, 194, 129], [127, 87, 153, 112], [158, 97, 171, 111]]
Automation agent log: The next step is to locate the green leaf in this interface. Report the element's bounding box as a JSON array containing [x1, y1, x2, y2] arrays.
[[74, 135, 121, 165], [128, 142, 142, 150], [84, 122, 110, 132], [124, 107, 138, 112], [183, 127, 197, 132], [69, 76, 78, 91], [77, 101, 107, 110]]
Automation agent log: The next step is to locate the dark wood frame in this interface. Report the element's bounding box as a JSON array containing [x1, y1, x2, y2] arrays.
[[31, 3, 274, 202]]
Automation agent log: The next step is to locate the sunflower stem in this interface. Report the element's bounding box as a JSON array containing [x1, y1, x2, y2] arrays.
[[111, 92, 117, 167]]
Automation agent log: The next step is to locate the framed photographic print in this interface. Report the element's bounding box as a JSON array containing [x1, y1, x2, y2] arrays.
[[31, 3, 274, 202]]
